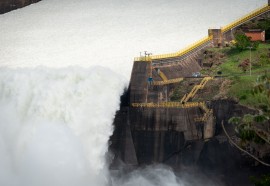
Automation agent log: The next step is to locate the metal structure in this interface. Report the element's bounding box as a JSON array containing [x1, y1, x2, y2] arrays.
[[133, 3, 270, 63], [134, 36, 213, 61], [152, 78, 184, 86], [132, 101, 203, 108], [157, 69, 168, 81], [180, 77, 213, 103], [221, 4, 270, 33]]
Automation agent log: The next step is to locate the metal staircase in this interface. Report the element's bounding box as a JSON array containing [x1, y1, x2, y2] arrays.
[[180, 77, 213, 103]]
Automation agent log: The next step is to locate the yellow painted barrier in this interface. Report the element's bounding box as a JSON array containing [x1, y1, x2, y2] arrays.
[[134, 56, 152, 62], [152, 78, 183, 86], [133, 4, 270, 62], [131, 101, 204, 108], [180, 77, 213, 103], [132, 101, 213, 122], [221, 4, 270, 33], [158, 70, 168, 81], [134, 36, 213, 61]]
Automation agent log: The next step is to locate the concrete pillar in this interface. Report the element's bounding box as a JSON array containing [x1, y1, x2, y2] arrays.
[[208, 29, 222, 47], [129, 61, 150, 103], [268, 0, 270, 6]]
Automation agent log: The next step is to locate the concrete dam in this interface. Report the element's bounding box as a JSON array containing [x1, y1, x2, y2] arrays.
[[110, 2, 270, 172]]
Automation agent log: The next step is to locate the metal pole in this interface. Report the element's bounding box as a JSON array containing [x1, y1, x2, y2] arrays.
[[249, 47, 251, 76], [247, 46, 252, 76], [249, 47, 252, 76]]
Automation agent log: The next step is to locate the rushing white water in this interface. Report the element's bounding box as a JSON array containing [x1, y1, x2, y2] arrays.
[[0, 0, 266, 186], [0, 67, 126, 186]]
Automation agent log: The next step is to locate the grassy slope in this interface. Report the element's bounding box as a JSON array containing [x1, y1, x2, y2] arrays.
[[207, 44, 270, 109]]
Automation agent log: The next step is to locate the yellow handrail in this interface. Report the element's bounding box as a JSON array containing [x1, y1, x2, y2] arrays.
[[221, 4, 270, 33], [134, 36, 213, 61], [180, 77, 213, 103], [134, 56, 152, 62], [132, 101, 213, 122], [133, 4, 270, 62], [152, 78, 183, 86], [131, 101, 204, 108], [158, 70, 168, 81]]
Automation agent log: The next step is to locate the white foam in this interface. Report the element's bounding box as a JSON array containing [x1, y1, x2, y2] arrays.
[[0, 0, 267, 185]]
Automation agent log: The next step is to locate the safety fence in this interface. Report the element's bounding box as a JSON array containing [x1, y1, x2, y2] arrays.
[[134, 36, 213, 61], [195, 102, 213, 122], [180, 77, 213, 103], [131, 101, 212, 122], [131, 101, 203, 108], [221, 4, 270, 33], [157, 70, 168, 81], [152, 78, 183, 86]]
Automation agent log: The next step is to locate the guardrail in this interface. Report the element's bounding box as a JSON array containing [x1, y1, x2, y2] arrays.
[[134, 35, 213, 61], [152, 78, 183, 86], [134, 56, 152, 62], [180, 77, 213, 103], [131, 102, 204, 108], [221, 4, 270, 33], [158, 70, 168, 81], [132, 101, 212, 122]]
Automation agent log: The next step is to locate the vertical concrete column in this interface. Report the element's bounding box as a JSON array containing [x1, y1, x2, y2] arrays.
[[268, 0, 270, 5], [208, 29, 222, 47], [129, 61, 151, 103]]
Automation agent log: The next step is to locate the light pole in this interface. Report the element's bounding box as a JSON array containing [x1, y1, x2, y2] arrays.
[[247, 46, 253, 76]]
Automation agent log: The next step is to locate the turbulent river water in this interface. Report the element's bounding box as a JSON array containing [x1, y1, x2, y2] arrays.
[[0, 0, 266, 185]]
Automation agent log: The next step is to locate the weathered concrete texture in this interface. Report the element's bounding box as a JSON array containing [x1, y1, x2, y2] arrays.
[[153, 55, 202, 79], [129, 61, 150, 103], [152, 40, 212, 65], [208, 29, 222, 46], [129, 107, 203, 139], [109, 98, 270, 186], [110, 106, 204, 166], [0, 0, 41, 14], [110, 101, 209, 166]]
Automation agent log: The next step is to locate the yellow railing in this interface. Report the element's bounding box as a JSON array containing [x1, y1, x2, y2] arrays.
[[152, 78, 183, 86], [158, 70, 168, 81], [133, 4, 270, 62], [134, 36, 213, 61], [131, 101, 204, 108], [180, 77, 213, 103], [134, 56, 152, 62], [221, 4, 270, 33], [132, 101, 213, 122], [195, 102, 213, 122]]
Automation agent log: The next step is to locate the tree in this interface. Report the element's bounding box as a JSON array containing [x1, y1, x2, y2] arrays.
[[234, 34, 259, 51], [250, 174, 270, 186], [258, 20, 270, 40], [234, 34, 251, 50]]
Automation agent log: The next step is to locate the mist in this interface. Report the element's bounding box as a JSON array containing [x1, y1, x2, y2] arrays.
[[0, 0, 267, 186]]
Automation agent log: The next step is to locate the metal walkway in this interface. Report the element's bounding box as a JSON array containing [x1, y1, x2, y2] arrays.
[[180, 77, 213, 103], [152, 78, 183, 86], [134, 4, 270, 64]]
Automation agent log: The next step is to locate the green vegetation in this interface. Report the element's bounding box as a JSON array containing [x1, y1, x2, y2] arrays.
[[206, 43, 270, 110], [214, 44, 270, 76], [234, 33, 259, 51], [258, 19, 270, 40], [250, 174, 270, 186], [229, 114, 268, 144]]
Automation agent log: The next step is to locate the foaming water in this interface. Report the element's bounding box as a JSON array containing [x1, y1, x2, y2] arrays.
[[0, 67, 126, 186], [0, 0, 267, 185]]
